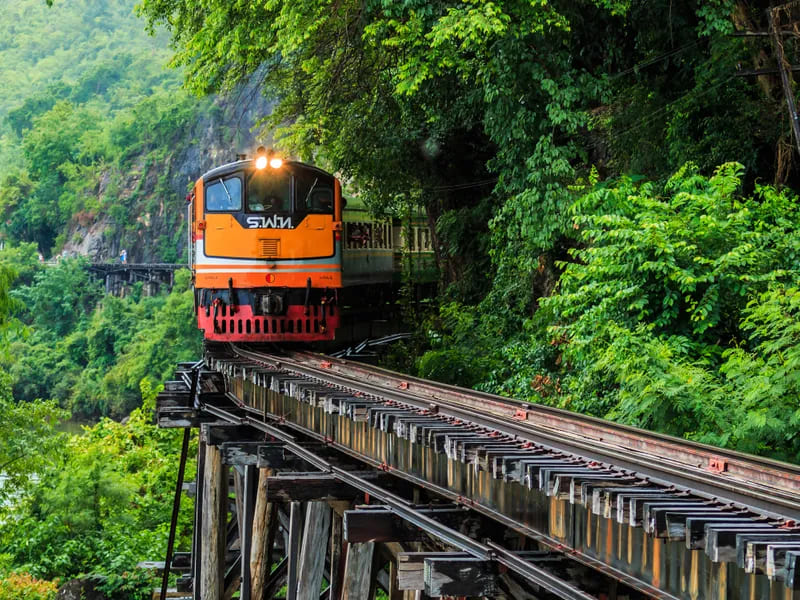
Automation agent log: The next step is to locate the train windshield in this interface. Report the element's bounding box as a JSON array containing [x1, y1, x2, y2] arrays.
[[295, 169, 334, 214], [206, 176, 242, 211], [247, 169, 292, 213]]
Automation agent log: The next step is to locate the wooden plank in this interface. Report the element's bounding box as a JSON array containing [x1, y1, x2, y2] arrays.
[[649, 507, 727, 538], [341, 542, 375, 600], [286, 501, 303, 600], [221, 442, 262, 466], [766, 543, 800, 580], [233, 468, 245, 553], [265, 474, 362, 502], [786, 551, 800, 590], [344, 506, 467, 543], [397, 553, 469, 590], [734, 533, 800, 569], [200, 443, 227, 600], [192, 439, 206, 597], [263, 557, 288, 599], [257, 443, 310, 470], [327, 502, 348, 600], [249, 468, 274, 600], [424, 556, 497, 597], [296, 502, 332, 600], [201, 423, 253, 446], [239, 465, 257, 600]]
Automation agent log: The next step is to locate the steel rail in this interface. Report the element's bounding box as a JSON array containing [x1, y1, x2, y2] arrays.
[[217, 394, 682, 600], [290, 350, 800, 491], [200, 402, 597, 599], [228, 345, 800, 521]]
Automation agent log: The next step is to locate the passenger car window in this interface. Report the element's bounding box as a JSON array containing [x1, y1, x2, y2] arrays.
[[206, 177, 242, 211]]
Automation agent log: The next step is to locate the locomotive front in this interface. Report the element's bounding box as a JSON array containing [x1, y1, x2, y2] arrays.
[[189, 149, 343, 342]]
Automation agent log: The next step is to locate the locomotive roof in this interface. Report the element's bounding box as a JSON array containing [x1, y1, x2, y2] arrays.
[[201, 158, 335, 183]]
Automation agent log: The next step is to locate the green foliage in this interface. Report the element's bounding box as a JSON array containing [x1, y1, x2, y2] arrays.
[[0, 572, 57, 600], [0, 388, 195, 593], [12, 257, 103, 337], [457, 164, 799, 462], [4, 258, 202, 418], [0, 263, 67, 502], [719, 285, 800, 461]]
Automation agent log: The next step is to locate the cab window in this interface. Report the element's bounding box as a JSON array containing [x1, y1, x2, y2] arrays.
[[295, 170, 333, 214], [206, 176, 242, 211], [247, 170, 292, 212]]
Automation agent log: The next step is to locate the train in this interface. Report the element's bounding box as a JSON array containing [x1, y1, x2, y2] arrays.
[[188, 147, 435, 344]]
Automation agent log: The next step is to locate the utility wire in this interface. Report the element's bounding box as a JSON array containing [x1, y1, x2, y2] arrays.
[[607, 40, 702, 80]]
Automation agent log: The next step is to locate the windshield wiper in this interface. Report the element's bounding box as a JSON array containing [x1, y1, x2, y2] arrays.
[[303, 178, 319, 209], [217, 177, 233, 205]]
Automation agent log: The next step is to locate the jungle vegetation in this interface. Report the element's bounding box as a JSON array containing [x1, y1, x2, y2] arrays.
[[1, 0, 800, 596], [136, 0, 800, 462]]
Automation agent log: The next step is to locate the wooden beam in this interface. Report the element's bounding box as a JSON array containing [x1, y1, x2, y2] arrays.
[[327, 502, 348, 600], [341, 542, 375, 600], [265, 474, 362, 502], [424, 556, 497, 597], [343, 506, 466, 543], [263, 557, 288, 599], [397, 553, 466, 591], [389, 560, 405, 600], [202, 423, 255, 446], [192, 438, 206, 597], [286, 501, 303, 600], [296, 502, 332, 600], [258, 443, 310, 470], [249, 468, 274, 600], [786, 551, 800, 590], [239, 465, 258, 600], [157, 411, 224, 428], [221, 442, 263, 466], [200, 443, 227, 600]]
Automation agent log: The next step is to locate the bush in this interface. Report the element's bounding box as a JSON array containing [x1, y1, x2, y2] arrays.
[[0, 572, 57, 600]]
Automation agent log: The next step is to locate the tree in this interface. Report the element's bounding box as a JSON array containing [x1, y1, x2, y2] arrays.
[[12, 257, 102, 337]]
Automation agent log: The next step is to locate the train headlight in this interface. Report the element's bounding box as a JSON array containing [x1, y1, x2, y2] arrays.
[[269, 157, 283, 169], [255, 155, 268, 169]]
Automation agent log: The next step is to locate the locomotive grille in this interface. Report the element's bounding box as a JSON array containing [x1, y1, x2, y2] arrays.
[[258, 238, 280, 258]]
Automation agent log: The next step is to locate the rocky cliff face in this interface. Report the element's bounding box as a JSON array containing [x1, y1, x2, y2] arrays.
[[61, 90, 272, 263]]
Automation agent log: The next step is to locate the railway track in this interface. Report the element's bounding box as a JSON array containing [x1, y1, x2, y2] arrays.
[[232, 346, 800, 520], [158, 344, 800, 599]]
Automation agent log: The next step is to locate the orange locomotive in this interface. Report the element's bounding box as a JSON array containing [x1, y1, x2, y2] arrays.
[[189, 148, 345, 342]]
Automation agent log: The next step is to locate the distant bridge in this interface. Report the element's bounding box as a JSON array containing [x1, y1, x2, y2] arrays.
[[86, 263, 188, 296]]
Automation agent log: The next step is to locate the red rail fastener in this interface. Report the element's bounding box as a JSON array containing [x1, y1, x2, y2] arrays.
[[513, 408, 528, 420], [320, 361, 332, 369], [708, 457, 728, 473], [398, 381, 409, 390]]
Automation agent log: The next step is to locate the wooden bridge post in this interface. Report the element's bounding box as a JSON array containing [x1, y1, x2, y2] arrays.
[[328, 504, 347, 600], [191, 438, 206, 599], [341, 542, 375, 600], [239, 465, 258, 600], [248, 467, 275, 599], [286, 501, 303, 600], [296, 501, 332, 600], [200, 442, 228, 600]]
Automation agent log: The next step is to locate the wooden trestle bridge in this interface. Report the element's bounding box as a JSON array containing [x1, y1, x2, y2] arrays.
[[153, 346, 800, 600]]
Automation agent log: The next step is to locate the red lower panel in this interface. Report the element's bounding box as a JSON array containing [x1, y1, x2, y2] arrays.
[[198, 304, 338, 342]]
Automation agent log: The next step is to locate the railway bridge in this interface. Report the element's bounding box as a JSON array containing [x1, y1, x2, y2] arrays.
[[153, 346, 800, 600], [86, 262, 185, 296]]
